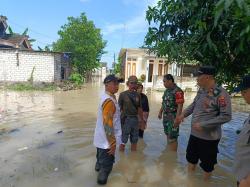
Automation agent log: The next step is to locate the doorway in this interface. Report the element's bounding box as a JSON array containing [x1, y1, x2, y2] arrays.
[[148, 64, 153, 82]]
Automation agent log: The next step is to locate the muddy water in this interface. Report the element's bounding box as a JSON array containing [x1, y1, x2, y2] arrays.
[[0, 83, 249, 187]]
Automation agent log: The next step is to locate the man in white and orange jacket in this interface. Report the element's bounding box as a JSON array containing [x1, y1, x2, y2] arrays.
[[93, 74, 123, 185]]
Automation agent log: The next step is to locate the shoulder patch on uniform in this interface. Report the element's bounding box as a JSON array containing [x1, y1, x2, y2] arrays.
[[175, 91, 184, 104], [218, 95, 226, 107], [213, 88, 221, 97], [175, 91, 183, 98]]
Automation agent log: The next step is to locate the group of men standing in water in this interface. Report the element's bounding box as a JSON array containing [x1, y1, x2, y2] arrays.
[[93, 65, 250, 187]]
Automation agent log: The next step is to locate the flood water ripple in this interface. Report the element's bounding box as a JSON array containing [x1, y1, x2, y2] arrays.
[[0, 83, 249, 187]]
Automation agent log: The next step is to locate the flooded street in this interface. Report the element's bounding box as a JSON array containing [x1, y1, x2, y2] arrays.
[[0, 82, 249, 187]]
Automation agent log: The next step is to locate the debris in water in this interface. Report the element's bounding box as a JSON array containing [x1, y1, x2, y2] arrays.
[[18, 147, 28, 151], [37, 142, 55, 149], [8, 128, 20, 134], [54, 168, 58, 171], [0, 128, 7, 135]]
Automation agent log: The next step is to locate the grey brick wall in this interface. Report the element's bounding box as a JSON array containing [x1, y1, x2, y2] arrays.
[[0, 49, 70, 83]]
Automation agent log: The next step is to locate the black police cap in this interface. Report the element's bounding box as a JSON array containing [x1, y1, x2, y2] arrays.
[[194, 66, 216, 76], [235, 75, 250, 92], [103, 74, 123, 84]]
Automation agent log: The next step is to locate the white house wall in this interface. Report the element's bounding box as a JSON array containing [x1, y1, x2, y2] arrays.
[[120, 48, 198, 91], [171, 63, 181, 76], [0, 49, 55, 82], [136, 57, 144, 79]]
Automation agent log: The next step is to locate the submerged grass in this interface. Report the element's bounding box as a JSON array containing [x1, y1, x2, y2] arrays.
[[1, 81, 84, 91], [5, 83, 56, 91]]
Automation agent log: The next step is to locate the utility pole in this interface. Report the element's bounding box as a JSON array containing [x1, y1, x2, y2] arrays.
[[112, 53, 116, 74]]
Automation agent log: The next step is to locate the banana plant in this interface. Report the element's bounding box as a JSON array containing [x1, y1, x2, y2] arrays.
[[7, 26, 36, 45]]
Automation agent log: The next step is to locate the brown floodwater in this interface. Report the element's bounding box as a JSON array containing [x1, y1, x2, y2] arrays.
[[0, 82, 249, 187]]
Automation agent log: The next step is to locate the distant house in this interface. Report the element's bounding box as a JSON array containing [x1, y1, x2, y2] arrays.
[[0, 48, 72, 83], [119, 48, 198, 90], [91, 62, 107, 82], [0, 16, 72, 83], [0, 16, 32, 50]]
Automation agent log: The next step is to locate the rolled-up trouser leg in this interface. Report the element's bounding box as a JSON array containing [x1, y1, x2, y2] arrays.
[[97, 148, 115, 173], [129, 117, 139, 144], [97, 148, 115, 184], [121, 121, 129, 144], [95, 148, 100, 171], [122, 116, 139, 144]]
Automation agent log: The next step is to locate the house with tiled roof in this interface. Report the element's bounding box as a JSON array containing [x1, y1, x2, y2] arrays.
[[0, 16, 72, 83], [0, 15, 32, 50]]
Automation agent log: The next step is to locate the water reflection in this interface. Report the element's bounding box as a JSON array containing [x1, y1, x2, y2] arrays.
[[0, 83, 249, 187]]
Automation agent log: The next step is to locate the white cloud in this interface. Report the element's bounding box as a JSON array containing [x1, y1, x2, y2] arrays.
[[124, 13, 147, 34], [122, 0, 158, 7], [103, 14, 146, 35], [122, 0, 142, 6], [103, 0, 158, 35], [103, 23, 125, 35]]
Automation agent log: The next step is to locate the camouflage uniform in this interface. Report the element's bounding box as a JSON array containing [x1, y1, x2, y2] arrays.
[[162, 84, 184, 141]]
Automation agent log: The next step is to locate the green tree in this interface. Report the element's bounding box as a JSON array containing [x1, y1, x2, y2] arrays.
[[114, 57, 122, 75], [53, 13, 106, 78], [144, 0, 250, 91]]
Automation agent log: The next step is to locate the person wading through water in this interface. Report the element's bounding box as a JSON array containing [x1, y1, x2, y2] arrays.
[[233, 75, 250, 187], [175, 66, 232, 181], [93, 74, 123, 185], [137, 82, 149, 139], [158, 74, 184, 151], [118, 75, 145, 152]]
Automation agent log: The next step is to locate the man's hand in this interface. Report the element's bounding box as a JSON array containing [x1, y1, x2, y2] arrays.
[[193, 122, 202, 131], [174, 114, 184, 127], [158, 112, 162, 119], [108, 144, 116, 155], [141, 120, 147, 130], [239, 174, 250, 187]]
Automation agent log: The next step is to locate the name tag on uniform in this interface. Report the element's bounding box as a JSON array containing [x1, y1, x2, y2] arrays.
[[247, 130, 250, 145]]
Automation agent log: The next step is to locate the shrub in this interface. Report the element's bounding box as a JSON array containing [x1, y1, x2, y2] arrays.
[[69, 73, 84, 85]]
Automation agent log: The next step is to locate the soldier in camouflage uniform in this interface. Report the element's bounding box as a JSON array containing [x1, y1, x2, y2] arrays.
[[158, 74, 184, 151]]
